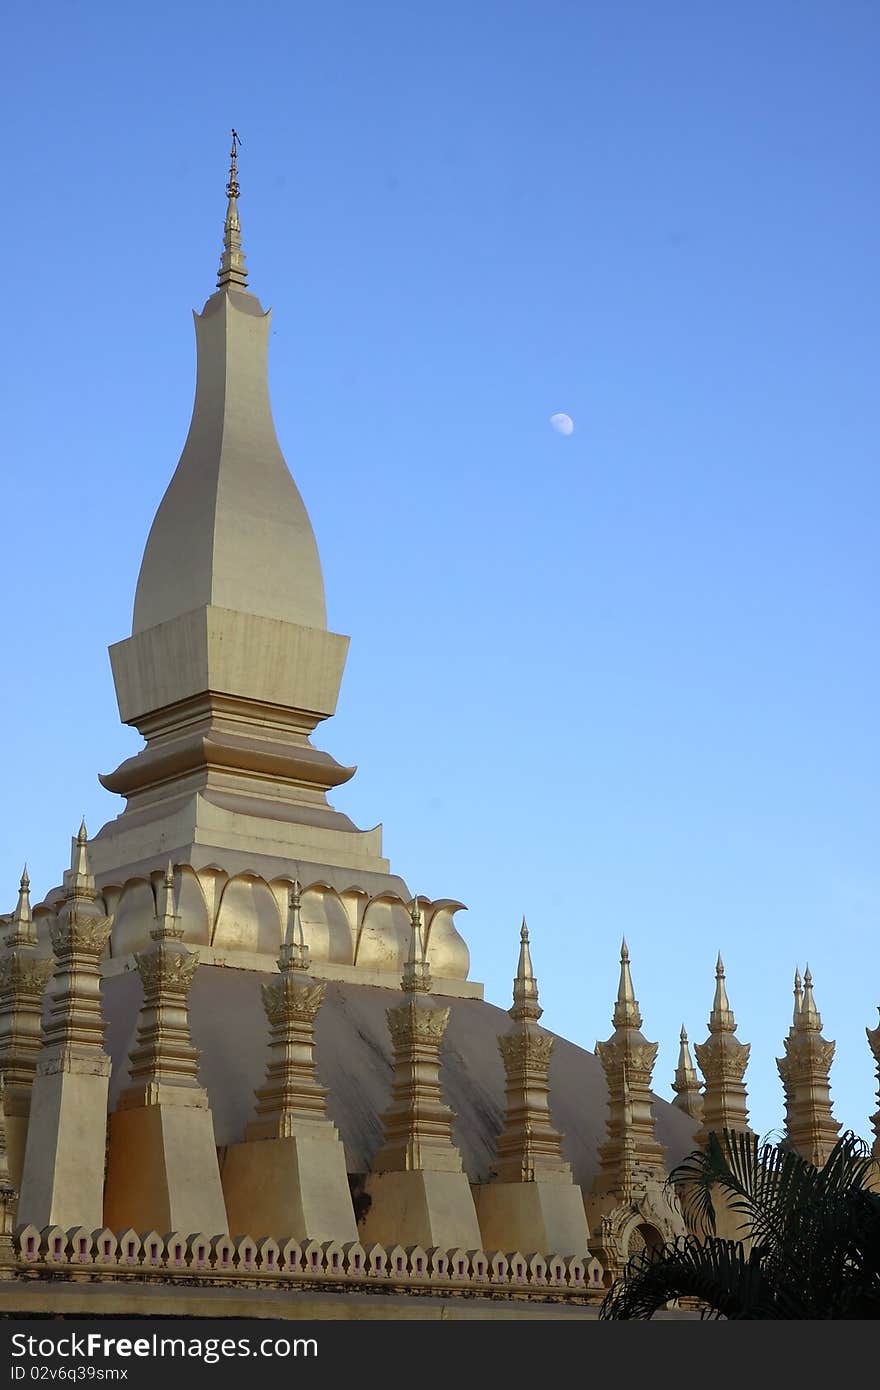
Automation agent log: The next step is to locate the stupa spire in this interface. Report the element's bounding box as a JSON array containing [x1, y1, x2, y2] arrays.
[[799, 965, 821, 1030], [709, 952, 734, 1030], [279, 880, 309, 973], [491, 920, 570, 1181], [510, 916, 542, 1023], [0, 865, 53, 1190], [217, 128, 248, 292], [17, 826, 113, 1230], [247, 884, 332, 1141], [593, 941, 665, 1196], [671, 1025, 703, 1122], [104, 855, 227, 1235], [402, 897, 432, 994], [5, 866, 35, 949], [612, 937, 642, 1029], [476, 913, 591, 1257], [694, 954, 751, 1144], [779, 967, 801, 1137], [778, 966, 840, 1167], [64, 819, 92, 900], [152, 862, 183, 942]]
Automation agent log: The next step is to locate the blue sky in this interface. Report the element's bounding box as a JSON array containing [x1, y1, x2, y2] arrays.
[[3, 1, 878, 1144]]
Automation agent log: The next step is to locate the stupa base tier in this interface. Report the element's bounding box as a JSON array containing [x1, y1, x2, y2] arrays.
[[359, 1169, 482, 1251], [104, 1092, 229, 1237], [221, 1134, 358, 1245], [475, 1181, 591, 1257]]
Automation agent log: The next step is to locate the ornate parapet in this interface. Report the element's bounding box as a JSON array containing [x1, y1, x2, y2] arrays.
[[10, 1227, 604, 1302]]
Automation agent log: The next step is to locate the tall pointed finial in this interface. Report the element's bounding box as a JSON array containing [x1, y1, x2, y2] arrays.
[[5, 864, 36, 947], [217, 128, 249, 292], [798, 964, 822, 1031], [611, 936, 641, 1029], [151, 862, 184, 942], [671, 1024, 703, 1119], [63, 819, 95, 902], [708, 952, 734, 1030], [510, 917, 542, 1022], [279, 880, 310, 973], [402, 896, 432, 993], [73, 819, 88, 870], [792, 967, 803, 1028]]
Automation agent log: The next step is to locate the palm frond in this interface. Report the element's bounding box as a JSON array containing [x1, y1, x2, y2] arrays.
[[599, 1236, 780, 1321]]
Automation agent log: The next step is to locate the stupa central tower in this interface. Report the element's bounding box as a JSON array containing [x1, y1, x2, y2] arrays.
[[80, 136, 473, 994]]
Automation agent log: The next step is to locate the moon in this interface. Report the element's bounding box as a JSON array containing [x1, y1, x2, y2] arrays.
[[550, 412, 574, 436]]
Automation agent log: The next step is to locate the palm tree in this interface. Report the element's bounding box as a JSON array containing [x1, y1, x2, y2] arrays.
[[600, 1130, 880, 1319]]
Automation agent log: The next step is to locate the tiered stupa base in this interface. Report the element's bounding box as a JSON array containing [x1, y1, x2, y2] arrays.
[[104, 1086, 228, 1236]]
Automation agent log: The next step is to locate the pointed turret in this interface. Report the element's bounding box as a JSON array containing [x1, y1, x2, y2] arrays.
[[694, 955, 751, 1144], [511, 917, 541, 1023], [153, 861, 183, 942], [361, 894, 480, 1251], [63, 820, 94, 902], [217, 129, 249, 292], [0, 865, 52, 1189], [587, 941, 685, 1277], [613, 937, 641, 1029], [593, 941, 666, 1194], [477, 919, 590, 1254], [246, 882, 329, 1140], [402, 898, 432, 994], [709, 951, 734, 1029], [5, 867, 36, 950], [17, 828, 113, 1230], [220, 879, 356, 1244], [799, 965, 821, 1029], [492, 920, 569, 1182], [671, 1026, 703, 1122], [104, 861, 227, 1235], [279, 879, 310, 974], [778, 968, 801, 1137], [777, 967, 839, 1168]]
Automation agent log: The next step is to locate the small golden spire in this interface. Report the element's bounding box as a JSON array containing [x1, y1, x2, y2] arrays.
[[217, 128, 249, 292], [279, 880, 310, 973], [5, 865, 35, 948], [510, 917, 542, 1023], [71, 820, 89, 874], [792, 967, 803, 1028], [677, 1025, 699, 1081], [671, 1024, 703, 1120], [708, 952, 735, 1031], [63, 819, 95, 902], [611, 937, 642, 1029], [402, 896, 432, 994], [798, 965, 822, 1031], [151, 862, 183, 942]]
